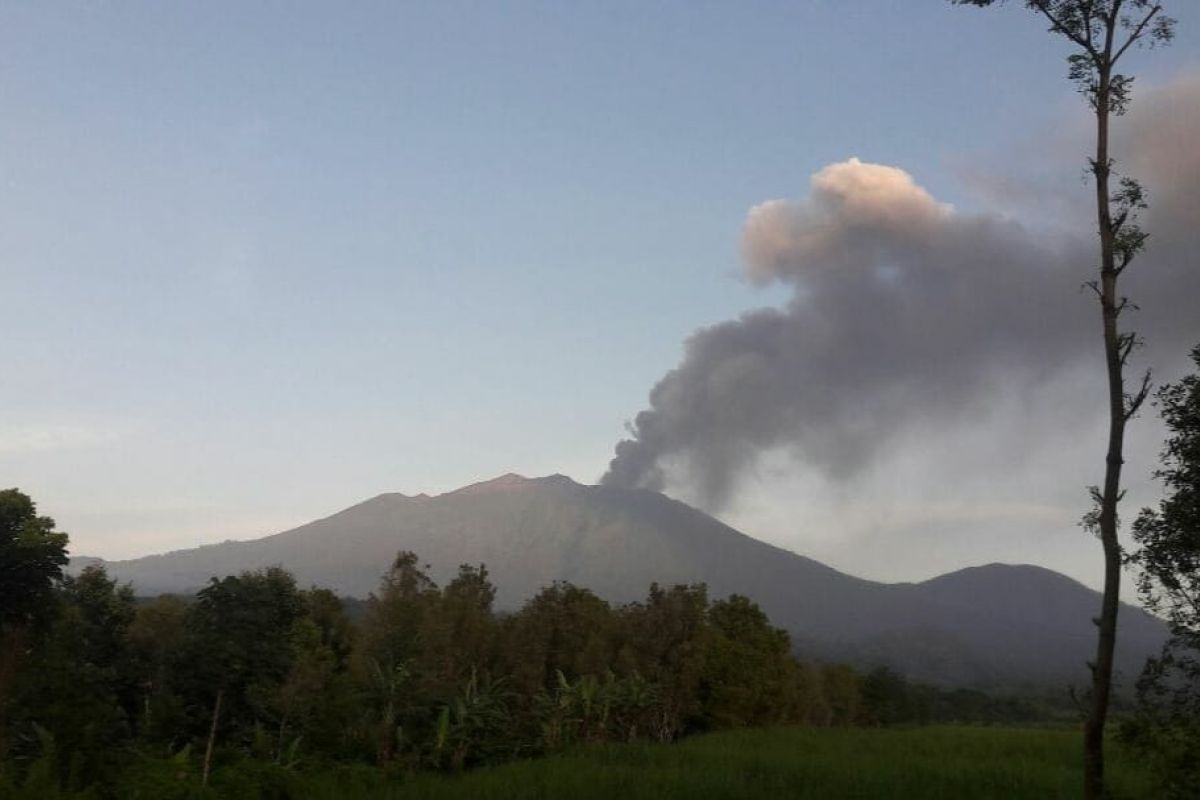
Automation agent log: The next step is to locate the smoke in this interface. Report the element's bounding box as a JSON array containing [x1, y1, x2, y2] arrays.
[[602, 75, 1200, 511]]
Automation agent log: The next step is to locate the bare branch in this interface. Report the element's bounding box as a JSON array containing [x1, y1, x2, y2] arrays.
[[1113, 5, 1164, 64], [1117, 331, 1138, 363], [1124, 369, 1152, 421], [1113, 296, 1140, 316]]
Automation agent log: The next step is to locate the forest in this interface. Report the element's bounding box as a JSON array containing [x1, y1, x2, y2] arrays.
[[0, 501, 1071, 799]]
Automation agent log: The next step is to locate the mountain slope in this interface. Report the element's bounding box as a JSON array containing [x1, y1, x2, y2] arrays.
[[79, 474, 1166, 688]]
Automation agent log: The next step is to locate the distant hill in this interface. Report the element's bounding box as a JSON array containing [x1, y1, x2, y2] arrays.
[[74, 473, 1166, 688]]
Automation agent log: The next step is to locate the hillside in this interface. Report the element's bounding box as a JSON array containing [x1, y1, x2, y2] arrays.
[[76, 474, 1166, 687]]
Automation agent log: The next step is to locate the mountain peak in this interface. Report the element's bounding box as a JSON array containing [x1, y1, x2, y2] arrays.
[[447, 472, 574, 496], [922, 562, 1083, 591]]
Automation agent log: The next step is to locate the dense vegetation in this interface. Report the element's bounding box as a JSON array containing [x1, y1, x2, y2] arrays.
[[0, 492, 1081, 798], [1123, 345, 1200, 798]]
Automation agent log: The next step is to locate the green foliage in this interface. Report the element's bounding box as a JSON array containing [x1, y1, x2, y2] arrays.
[[1132, 345, 1200, 637], [620, 583, 710, 740], [7, 566, 137, 788], [0, 489, 72, 760], [430, 669, 513, 770], [353, 552, 441, 767], [174, 568, 307, 761], [1126, 344, 1200, 798], [0, 490, 70, 633], [107, 745, 209, 800], [501, 582, 617, 697], [816, 663, 863, 726], [700, 595, 802, 729], [952, 2, 1176, 108], [188, 568, 306, 694], [0, 726, 82, 800], [861, 667, 921, 726], [125, 596, 191, 742]]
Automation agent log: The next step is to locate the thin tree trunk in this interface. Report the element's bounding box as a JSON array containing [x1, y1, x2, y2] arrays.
[[1084, 44, 1123, 800], [202, 688, 224, 787], [276, 712, 288, 764], [143, 673, 158, 733]]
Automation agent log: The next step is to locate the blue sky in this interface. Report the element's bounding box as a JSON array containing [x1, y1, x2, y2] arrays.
[[4, 2, 1198, 584]]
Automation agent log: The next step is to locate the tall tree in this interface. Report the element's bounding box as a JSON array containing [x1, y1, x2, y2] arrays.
[[0, 489, 69, 632], [125, 595, 190, 742], [15, 566, 137, 787], [354, 552, 441, 767], [950, 3, 1174, 797], [1132, 345, 1200, 644], [180, 567, 305, 784], [0, 489, 69, 758], [622, 583, 711, 741], [700, 595, 801, 729]]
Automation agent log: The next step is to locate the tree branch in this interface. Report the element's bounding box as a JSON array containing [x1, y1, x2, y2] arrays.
[[1114, 250, 1135, 275], [1031, 1, 1098, 53], [1111, 208, 1129, 233], [1112, 5, 1163, 65], [1124, 369, 1152, 421]]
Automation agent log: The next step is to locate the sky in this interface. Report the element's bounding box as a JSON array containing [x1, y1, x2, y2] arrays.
[[3, 1, 1198, 590]]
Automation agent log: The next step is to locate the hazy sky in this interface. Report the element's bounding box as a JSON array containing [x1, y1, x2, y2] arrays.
[[4, 1, 1198, 589]]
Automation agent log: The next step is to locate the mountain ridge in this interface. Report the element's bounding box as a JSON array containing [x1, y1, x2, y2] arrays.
[[72, 473, 1166, 688]]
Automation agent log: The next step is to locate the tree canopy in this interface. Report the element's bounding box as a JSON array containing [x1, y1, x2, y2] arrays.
[[0, 489, 69, 633], [1126, 344, 1200, 798]]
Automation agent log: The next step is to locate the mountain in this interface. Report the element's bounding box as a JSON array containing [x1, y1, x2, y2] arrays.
[[76, 473, 1166, 688]]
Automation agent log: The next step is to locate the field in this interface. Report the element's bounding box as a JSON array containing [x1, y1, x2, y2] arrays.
[[293, 726, 1156, 800]]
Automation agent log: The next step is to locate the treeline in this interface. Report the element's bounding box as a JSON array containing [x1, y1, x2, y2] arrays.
[[2, 545, 1058, 797]]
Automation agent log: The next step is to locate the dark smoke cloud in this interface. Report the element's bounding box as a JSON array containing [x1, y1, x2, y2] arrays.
[[603, 76, 1200, 510]]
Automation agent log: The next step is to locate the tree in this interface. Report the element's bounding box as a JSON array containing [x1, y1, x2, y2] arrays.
[[180, 567, 305, 784], [269, 588, 356, 761], [124, 595, 189, 741], [700, 595, 801, 729], [949, 3, 1174, 797], [818, 663, 864, 727], [0, 490, 69, 633], [0, 489, 69, 759], [1126, 344, 1200, 797], [354, 551, 441, 767], [425, 564, 498, 691], [620, 583, 710, 740], [1132, 345, 1200, 642], [13, 566, 137, 787], [860, 667, 918, 727], [503, 582, 617, 697]]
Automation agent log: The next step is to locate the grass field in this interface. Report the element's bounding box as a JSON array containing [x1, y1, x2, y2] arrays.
[[292, 726, 1156, 800]]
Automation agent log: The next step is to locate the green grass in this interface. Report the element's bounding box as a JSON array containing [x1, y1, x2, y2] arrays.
[[295, 726, 1157, 800]]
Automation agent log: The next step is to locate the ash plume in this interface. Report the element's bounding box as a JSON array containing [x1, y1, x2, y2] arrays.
[[602, 75, 1200, 510]]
